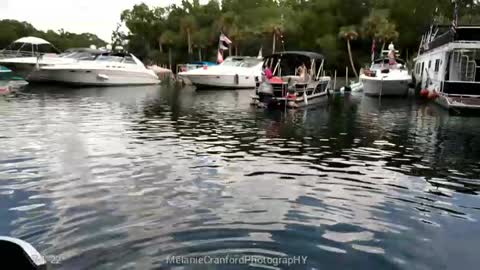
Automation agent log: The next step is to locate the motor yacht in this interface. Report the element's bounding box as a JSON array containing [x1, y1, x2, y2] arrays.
[[360, 43, 412, 97], [178, 56, 263, 89], [29, 51, 160, 86]]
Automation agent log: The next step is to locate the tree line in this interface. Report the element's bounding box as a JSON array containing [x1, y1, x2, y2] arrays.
[[117, 0, 480, 72], [0, 19, 105, 52], [1, 0, 479, 73]]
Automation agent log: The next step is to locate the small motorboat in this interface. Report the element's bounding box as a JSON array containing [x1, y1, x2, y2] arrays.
[[0, 236, 47, 269], [251, 51, 331, 109], [360, 43, 411, 97], [0, 65, 28, 94]]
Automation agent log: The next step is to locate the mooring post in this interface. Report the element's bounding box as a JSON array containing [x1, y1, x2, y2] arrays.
[[346, 66, 349, 87], [334, 70, 337, 90]]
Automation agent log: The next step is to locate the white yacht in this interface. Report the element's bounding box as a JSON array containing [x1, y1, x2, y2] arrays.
[[360, 44, 412, 97], [413, 25, 480, 112], [178, 56, 263, 89], [29, 52, 160, 86]]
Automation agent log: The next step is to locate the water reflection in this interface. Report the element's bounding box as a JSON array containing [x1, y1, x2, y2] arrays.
[[0, 85, 479, 269]]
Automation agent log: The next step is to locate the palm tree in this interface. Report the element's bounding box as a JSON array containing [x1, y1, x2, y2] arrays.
[[378, 22, 399, 50], [160, 30, 176, 70], [192, 28, 210, 61], [180, 15, 197, 56], [262, 20, 283, 54], [339, 25, 359, 79]]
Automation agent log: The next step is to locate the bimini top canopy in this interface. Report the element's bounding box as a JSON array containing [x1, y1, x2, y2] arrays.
[[263, 51, 325, 77], [266, 51, 324, 60], [14, 36, 51, 45], [1, 36, 60, 57]]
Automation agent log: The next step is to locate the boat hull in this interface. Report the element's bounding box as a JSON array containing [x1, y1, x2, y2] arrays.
[[179, 74, 256, 89], [361, 77, 410, 96], [434, 95, 480, 113], [29, 69, 160, 86]]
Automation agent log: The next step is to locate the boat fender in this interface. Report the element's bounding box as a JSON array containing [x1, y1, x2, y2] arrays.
[[234, 74, 239, 85], [428, 89, 439, 100], [286, 92, 297, 101], [420, 88, 429, 97]]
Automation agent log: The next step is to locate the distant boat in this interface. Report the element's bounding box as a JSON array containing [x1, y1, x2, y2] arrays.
[[414, 25, 480, 112], [251, 51, 332, 109], [0, 65, 28, 94], [178, 56, 263, 89], [29, 51, 160, 86], [360, 43, 411, 97]]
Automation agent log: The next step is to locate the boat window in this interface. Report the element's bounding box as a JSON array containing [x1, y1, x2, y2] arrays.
[[60, 52, 97, 60], [221, 58, 262, 68], [122, 56, 137, 64], [434, 59, 440, 72], [96, 55, 123, 62]]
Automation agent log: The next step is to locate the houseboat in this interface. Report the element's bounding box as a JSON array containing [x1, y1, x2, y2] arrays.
[[413, 25, 480, 112]]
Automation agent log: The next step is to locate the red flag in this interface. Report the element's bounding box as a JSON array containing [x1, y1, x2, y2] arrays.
[[217, 50, 224, 63]]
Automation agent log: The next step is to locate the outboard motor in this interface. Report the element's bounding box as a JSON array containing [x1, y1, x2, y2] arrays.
[[257, 74, 274, 105]]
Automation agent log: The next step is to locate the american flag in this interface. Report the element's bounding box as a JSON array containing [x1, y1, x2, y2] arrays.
[[371, 39, 376, 62]]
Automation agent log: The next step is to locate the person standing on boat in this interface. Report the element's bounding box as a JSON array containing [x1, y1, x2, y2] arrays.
[[388, 43, 397, 68]]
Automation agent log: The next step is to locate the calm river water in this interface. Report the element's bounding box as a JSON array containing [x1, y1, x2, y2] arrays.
[[1, 85, 480, 270]]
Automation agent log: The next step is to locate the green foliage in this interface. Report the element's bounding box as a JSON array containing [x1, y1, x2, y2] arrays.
[[0, 19, 106, 51], [116, 0, 480, 69], [4, 0, 480, 71]]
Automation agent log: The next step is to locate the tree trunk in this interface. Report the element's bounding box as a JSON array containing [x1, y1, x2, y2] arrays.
[[235, 45, 238, 56], [198, 48, 202, 61], [158, 37, 163, 53], [347, 39, 359, 78], [229, 46, 232, 57], [168, 47, 172, 70], [381, 42, 386, 51], [187, 30, 192, 54], [272, 32, 276, 54]]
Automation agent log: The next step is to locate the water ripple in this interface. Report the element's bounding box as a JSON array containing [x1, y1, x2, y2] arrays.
[[0, 87, 479, 269]]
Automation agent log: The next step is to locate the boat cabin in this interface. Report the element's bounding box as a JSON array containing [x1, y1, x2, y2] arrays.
[[414, 26, 480, 96]]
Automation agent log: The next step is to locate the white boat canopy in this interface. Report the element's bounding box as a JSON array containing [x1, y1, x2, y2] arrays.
[[14, 36, 51, 45], [1, 36, 60, 57]]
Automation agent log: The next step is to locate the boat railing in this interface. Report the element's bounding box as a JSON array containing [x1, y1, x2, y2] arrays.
[[0, 50, 38, 58], [442, 80, 480, 96]]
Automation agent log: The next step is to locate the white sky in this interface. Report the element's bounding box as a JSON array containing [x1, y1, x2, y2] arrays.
[[0, 0, 188, 41]]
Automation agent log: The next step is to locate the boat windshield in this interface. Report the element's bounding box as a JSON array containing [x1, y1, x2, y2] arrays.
[[60, 51, 98, 60], [95, 55, 124, 62], [371, 58, 406, 69], [221, 58, 262, 68]]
